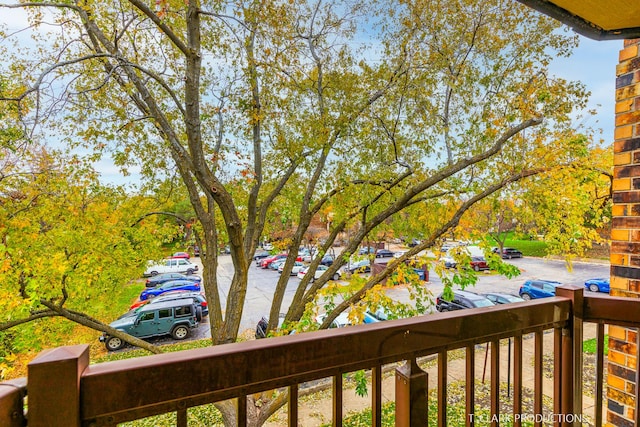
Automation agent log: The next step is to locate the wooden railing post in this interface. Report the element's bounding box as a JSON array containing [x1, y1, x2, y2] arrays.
[[555, 285, 583, 427], [395, 358, 428, 427], [27, 344, 89, 427], [0, 378, 26, 427]]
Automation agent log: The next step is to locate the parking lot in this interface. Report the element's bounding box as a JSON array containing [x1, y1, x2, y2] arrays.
[[190, 252, 610, 337]]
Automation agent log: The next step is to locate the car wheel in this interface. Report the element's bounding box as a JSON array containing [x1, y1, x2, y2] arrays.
[[149, 271, 159, 276], [105, 336, 125, 351], [186, 268, 194, 275], [440, 307, 449, 312], [332, 273, 340, 281], [521, 293, 531, 301], [507, 255, 512, 259], [195, 306, 203, 322], [589, 284, 599, 293], [474, 265, 480, 272], [172, 325, 190, 340]]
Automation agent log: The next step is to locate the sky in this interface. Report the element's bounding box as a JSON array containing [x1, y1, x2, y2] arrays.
[[549, 36, 621, 147], [0, 6, 623, 186]]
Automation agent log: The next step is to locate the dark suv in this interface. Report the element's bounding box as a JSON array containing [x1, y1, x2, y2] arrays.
[[101, 298, 199, 351], [492, 247, 523, 259], [435, 290, 495, 312]]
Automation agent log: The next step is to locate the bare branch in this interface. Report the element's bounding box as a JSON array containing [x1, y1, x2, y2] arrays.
[[125, 0, 189, 55], [0, 310, 59, 331]]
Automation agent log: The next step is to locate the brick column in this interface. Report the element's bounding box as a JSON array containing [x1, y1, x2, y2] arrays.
[[610, 38, 640, 427]]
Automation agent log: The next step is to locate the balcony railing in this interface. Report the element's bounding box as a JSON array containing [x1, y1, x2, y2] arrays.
[[1, 285, 638, 427]]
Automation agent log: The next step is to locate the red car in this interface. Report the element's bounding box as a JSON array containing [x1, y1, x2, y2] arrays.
[[470, 256, 490, 271], [171, 251, 190, 259], [260, 254, 288, 268]]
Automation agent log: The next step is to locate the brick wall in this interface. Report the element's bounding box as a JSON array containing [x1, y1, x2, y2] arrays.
[[609, 38, 640, 427]]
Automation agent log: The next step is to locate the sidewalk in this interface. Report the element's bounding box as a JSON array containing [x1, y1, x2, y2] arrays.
[[265, 323, 601, 426]]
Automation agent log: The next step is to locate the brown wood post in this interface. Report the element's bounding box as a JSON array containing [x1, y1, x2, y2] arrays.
[[27, 344, 89, 427], [0, 378, 26, 427], [555, 285, 583, 427], [395, 358, 428, 427]]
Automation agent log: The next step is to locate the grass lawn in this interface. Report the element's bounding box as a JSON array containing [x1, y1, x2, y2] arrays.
[[501, 239, 547, 257], [583, 336, 609, 355]]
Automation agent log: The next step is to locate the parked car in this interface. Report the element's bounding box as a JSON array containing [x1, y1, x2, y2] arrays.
[[269, 259, 286, 271], [366, 307, 410, 321], [584, 278, 610, 293], [518, 280, 562, 300], [470, 256, 490, 271], [297, 265, 342, 281], [279, 261, 305, 276], [100, 298, 199, 351], [442, 256, 457, 268], [145, 273, 201, 288], [253, 250, 271, 263], [315, 312, 352, 328], [482, 292, 525, 305], [367, 308, 390, 321], [492, 247, 524, 259], [150, 291, 208, 318], [139, 279, 201, 301], [408, 238, 422, 247], [375, 249, 395, 258], [296, 249, 311, 262], [129, 291, 208, 321], [435, 290, 495, 312], [347, 259, 371, 274], [443, 256, 489, 271], [260, 254, 287, 269], [255, 314, 287, 339], [319, 255, 334, 266], [358, 247, 376, 255], [143, 258, 198, 276], [171, 251, 190, 259]]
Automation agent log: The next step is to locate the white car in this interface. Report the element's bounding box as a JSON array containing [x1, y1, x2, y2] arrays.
[[347, 259, 371, 274], [279, 261, 305, 276], [315, 312, 351, 328], [144, 259, 199, 277], [297, 265, 342, 281]]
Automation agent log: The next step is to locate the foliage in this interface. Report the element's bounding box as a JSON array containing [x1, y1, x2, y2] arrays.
[[119, 404, 225, 427], [515, 144, 612, 264], [352, 369, 369, 398], [0, 144, 175, 365], [583, 336, 609, 355], [320, 380, 557, 427]]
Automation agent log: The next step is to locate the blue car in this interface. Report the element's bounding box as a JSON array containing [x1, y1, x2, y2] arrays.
[[140, 280, 201, 301], [518, 279, 562, 300], [585, 278, 610, 293], [145, 272, 201, 288]]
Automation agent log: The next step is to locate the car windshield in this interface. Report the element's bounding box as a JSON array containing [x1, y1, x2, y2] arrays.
[[472, 299, 494, 308]]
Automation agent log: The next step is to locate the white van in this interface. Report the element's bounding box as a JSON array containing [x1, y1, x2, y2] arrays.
[[143, 258, 198, 277]]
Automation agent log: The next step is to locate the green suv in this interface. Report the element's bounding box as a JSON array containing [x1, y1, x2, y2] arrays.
[[101, 298, 199, 351]]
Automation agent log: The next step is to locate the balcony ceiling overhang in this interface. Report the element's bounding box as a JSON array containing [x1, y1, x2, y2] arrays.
[[516, 0, 640, 40]]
